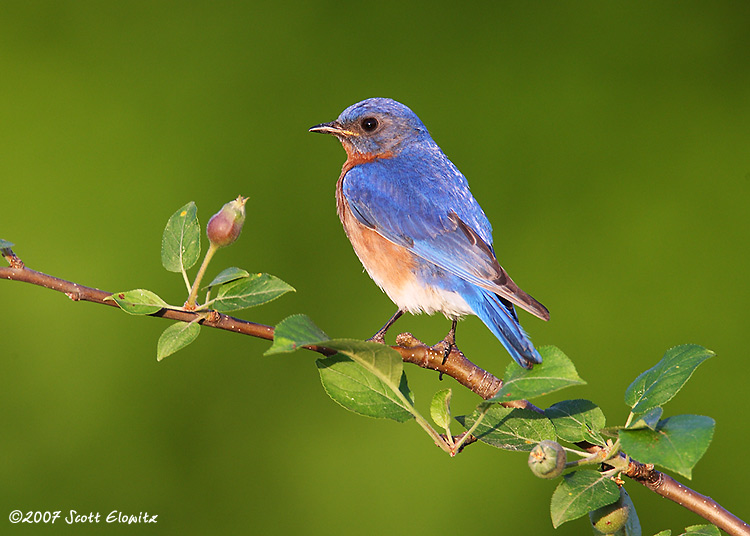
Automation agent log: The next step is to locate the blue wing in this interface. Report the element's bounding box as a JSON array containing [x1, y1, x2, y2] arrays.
[[342, 143, 549, 321]]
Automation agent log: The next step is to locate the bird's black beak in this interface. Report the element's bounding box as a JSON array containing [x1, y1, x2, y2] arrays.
[[308, 121, 357, 137]]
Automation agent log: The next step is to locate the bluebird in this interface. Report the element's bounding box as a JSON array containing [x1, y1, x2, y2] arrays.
[[310, 98, 548, 369]]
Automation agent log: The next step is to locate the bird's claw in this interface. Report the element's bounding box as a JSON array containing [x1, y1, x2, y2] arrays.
[[366, 333, 386, 344], [431, 339, 456, 365], [434, 319, 458, 366]]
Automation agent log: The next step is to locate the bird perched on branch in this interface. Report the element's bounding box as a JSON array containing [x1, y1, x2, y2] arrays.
[[310, 98, 548, 369]]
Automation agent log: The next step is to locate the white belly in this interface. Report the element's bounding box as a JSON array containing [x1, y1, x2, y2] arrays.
[[370, 269, 474, 319]]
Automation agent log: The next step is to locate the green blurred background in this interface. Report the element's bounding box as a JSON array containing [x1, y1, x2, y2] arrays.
[[2, 2, 749, 534]]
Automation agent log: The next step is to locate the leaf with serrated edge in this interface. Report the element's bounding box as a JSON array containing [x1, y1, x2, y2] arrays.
[[683, 524, 720, 536], [489, 346, 585, 402], [627, 407, 664, 430], [265, 314, 329, 355], [456, 405, 555, 451], [550, 470, 620, 528], [161, 201, 200, 273], [316, 354, 413, 422], [157, 322, 201, 361], [319, 339, 415, 421], [430, 389, 452, 430], [211, 273, 294, 312], [105, 289, 169, 315], [625, 345, 714, 413], [619, 415, 714, 479], [544, 399, 606, 445], [206, 267, 250, 288], [324, 339, 404, 389]]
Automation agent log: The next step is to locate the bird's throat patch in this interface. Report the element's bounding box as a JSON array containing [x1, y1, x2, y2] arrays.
[[342, 150, 394, 175]]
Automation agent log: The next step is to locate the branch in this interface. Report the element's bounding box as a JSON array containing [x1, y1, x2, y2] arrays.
[[391, 331, 540, 411], [0, 249, 508, 399], [0, 259, 275, 339], [626, 460, 750, 536], [2, 249, 748, 535]]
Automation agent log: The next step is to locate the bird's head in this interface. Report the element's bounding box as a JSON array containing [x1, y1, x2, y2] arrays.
[[309, 98, 429, 157]]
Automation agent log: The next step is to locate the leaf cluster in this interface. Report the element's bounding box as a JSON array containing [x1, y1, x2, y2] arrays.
[[105, 201, 295, 359], [268, 314, 717, 534]]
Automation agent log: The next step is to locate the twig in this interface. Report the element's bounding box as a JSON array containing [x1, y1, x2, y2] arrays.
[[1, 250, 748, 536]]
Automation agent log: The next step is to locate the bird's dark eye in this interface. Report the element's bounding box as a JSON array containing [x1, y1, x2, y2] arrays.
[[361, 117, 378, 132]]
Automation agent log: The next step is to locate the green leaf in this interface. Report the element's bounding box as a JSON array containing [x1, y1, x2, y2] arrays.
[[206, 267, 250, 288], [627, 407, 664, 430], [456, 405, 555, 451], [211, 273, 295, 312], [619, 415, 715, 479], [316, 339, 414, 422], [161, 201, 200, 273], [265, 314, 329, 355], [653, 531, 672, 536], [105, 289, 169, 315], [316, 353, 413, 422], [324, 339, 404, 388], [0, 238, 14, 249], [683, 525, 720, 536], [430, 389, 452, 430], [550, 470, 620, 528], [625, 345, 714, 413], [157, 322, 201, 361], [544, 399, 606, 445], [489, 346, 585, 402]]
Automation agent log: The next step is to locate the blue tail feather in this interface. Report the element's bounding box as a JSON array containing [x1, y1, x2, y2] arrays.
[[464, 287, 542, 369]]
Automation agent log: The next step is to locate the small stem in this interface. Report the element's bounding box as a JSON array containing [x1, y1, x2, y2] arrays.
[[564, 449, 606, 469], [186, 243, 219, 308], [181, 267, 191, 294], [605, 439, 621, 461], [443, 429, 455, 448], [195, 296, 218, 311], [562, 446, 592, 458], [411, 414, 448, 451], [452, 403, 492, 454], [623, 412, 634, 429], [384, 378, 451, 454]]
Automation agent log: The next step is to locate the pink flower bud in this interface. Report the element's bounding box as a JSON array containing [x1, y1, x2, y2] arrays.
[[207, 196, 247, 248]]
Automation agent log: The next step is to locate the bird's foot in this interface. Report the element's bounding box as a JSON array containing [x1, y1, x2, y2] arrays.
[[366, 332, 387, 344], [436, 319, 458, 364], [431, 338, 458, 365], [430, 338, 460, 382], [433, 320, 458, 380], [366, 309, 404, 345]]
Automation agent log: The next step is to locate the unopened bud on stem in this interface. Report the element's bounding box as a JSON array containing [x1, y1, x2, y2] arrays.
[[207, 196, 247, 247]]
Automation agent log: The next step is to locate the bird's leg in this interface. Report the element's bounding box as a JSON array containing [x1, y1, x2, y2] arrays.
[[367, 309, 404, 344]]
